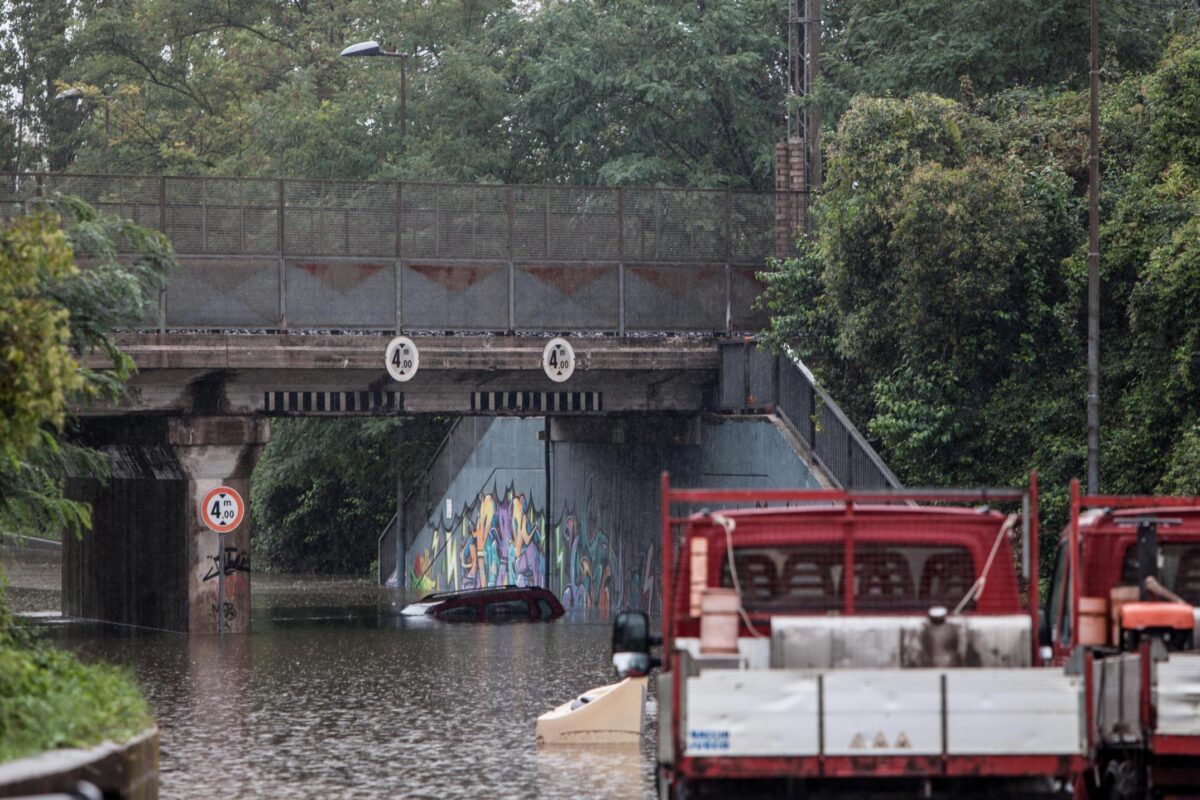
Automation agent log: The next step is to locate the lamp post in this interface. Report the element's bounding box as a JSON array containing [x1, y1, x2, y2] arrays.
[[55, 86, 110, 140], [340, 40, 411, 151]]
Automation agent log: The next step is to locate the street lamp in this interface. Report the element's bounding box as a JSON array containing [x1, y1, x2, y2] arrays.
[[55, 86, 110, 139], [340, 39, 411, 149]]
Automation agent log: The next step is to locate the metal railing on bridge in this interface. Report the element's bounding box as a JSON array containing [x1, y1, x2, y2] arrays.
[[2, 172, 803, 334]]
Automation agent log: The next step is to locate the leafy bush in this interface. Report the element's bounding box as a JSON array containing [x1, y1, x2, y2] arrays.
[[0, 586, 152, 763]]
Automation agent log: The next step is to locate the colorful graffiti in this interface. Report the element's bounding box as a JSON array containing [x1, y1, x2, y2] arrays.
[[552, 486, 656, 615], [410, 485, 546, 593], [408, 480, 657, 614]]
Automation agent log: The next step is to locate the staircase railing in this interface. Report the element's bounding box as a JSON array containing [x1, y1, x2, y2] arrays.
[[717, 340, 901, 489], [377, 416, 497, 585]]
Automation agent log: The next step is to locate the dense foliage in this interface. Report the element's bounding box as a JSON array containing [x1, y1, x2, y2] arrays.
[[1, 0, 789, 188], [0, 213, 81, 459], [761, 26, 1200, 538], [3, 1, 1185, 186], [251, 416, 449, 574], [0, 199, 167, 763], [820, 0, 1176, 117], [0, 198, 174, 535]]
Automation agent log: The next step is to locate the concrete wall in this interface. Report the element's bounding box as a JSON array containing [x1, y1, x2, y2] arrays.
[[405, 415, 819, 615], [405, 417, 546, 591], [64, 417, 267, 633]]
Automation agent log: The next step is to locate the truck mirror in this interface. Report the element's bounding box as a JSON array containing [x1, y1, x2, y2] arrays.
[[612, 610, 657, 678], [1038, 606, 1052, 647]]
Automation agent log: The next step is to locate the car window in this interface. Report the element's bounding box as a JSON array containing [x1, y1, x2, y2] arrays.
[[439, 605, 478, 622], [536, 598, 553, 619], [486, 599, 532, 622]]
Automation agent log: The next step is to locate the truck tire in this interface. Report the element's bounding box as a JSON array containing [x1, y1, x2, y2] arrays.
[[1102, 758, 1144, 800], [658, 771, 689, 800]]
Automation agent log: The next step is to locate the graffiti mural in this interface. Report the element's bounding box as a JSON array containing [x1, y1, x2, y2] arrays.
[[553, 483, 655, 615], [410, 485, 547, 593], [408, 479, 657, 615]]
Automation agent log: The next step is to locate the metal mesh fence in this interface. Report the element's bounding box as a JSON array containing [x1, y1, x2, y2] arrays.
[[0, 174, 789, 264], [284, 179, 395, 257], [0, 174, 42, 219], [1, 173, 804, 333]]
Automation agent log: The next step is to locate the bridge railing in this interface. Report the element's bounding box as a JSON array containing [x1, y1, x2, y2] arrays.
[[1, 172, 804, 334], [718, 340, 902, 489]]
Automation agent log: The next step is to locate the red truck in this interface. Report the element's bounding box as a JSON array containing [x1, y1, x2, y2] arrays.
[[613, 474, 1086, 799], [1043, 480, 1200, 799]]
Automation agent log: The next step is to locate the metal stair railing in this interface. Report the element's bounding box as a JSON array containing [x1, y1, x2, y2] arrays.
[[377, 417, 497, 585], [717, 340, 901, 489]]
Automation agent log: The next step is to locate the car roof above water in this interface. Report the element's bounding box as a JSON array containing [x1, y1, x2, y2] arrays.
[[418, 584, 543, 602]]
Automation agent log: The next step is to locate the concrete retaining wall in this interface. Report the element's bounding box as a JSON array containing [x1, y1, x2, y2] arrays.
[[405, 415, 819, 614], [0, 727, 158, 799]]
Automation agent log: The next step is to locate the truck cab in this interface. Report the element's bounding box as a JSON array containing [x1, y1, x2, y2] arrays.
[[619, 476, 1086, 799], [1044, 486, 1200, 799]]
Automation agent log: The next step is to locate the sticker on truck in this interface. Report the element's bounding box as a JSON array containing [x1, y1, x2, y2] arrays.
[[688, 729, 731, 752]]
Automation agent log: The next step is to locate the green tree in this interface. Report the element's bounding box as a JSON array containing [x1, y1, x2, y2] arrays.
[[820, 0, 1176, 118], [0, 197, 173, 535], [0, 213, 81, 460], [251, 416, 449, 574], [762, 93, 1081, 487]]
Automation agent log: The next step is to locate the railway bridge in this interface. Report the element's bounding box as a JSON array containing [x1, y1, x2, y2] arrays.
[[2, 172, 897, 633]]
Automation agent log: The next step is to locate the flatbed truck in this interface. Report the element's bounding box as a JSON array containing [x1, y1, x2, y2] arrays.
[[613, 474, 1086, 799]]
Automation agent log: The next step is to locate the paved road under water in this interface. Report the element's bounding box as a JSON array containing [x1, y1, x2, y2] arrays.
[[4, 548, 657, 799]]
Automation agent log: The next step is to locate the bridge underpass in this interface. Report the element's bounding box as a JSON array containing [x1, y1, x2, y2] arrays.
[[2, 172, 898, 633]]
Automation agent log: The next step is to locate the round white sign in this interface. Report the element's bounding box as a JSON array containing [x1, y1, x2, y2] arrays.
[[543, 338, 575, 383], [385, 336, 420, 382]]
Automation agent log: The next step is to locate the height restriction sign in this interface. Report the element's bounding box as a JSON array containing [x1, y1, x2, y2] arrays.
[[384, 336, 419, 382], [201, 487, 245, 533]]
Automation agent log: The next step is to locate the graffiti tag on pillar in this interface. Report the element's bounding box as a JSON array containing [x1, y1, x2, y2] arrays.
[[201, 486, 245, 532], [211, 602, 237, 623], [203, 547, 251, 581]]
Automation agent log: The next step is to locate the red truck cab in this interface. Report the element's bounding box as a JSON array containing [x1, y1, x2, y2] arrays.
[[1045, 484, 1200, 799], [616, 475, 1086, 799]]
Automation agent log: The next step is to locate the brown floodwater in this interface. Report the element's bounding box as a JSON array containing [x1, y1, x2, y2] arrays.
[[3, 547, 656, 799]]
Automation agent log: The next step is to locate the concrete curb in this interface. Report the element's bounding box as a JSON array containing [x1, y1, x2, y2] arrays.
[[0, 727, 159, 799], [0, 535, 62, 551]]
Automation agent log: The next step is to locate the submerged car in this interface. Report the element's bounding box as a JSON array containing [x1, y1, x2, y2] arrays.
[[400, 585, 565, 622]]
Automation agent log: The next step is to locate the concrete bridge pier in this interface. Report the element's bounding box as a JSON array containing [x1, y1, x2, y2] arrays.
[[65, 416, 269, 633]]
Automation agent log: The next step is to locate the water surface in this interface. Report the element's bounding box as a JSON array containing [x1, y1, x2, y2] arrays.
[[5, 550, 655, 799]]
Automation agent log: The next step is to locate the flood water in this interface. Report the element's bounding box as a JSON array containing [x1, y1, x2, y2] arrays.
[[4, 547, 656, 799]]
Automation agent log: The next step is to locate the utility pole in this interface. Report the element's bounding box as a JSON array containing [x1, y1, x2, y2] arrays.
[[786, 0, 822, 215], [1087, 0, 1101, 494], [805, 0, 822, 198]]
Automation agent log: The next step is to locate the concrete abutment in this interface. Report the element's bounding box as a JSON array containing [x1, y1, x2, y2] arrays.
[[65, 416, 269, 633], [402, 414, 823, 613]]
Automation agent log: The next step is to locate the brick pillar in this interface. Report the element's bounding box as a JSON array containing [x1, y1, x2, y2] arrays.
[[774, 139, 808, 258]]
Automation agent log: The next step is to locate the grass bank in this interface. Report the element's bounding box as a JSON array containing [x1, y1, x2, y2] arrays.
[[0, 585, 153, 764]]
